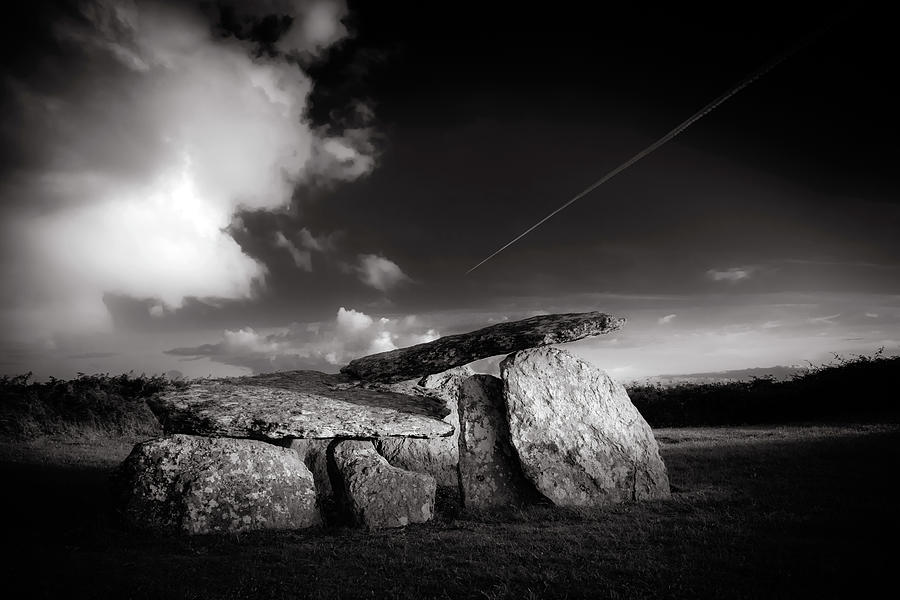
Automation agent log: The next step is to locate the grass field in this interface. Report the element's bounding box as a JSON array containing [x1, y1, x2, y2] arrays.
[[3, 424, 898, 599]]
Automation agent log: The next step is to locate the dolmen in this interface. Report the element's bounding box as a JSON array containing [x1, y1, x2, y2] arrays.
[[116, 311, 670, 534], [119, 371, 451, 533]]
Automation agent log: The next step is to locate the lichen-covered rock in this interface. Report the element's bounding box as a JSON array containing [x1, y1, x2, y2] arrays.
[[501, 347, 670, 506], [333, 440, 436, 529], [374, 366, 474, 486], [148, 370, 453, 441], [285, 438, 337, 517], [457, 374, 535, 508], [342, 311, 625, 383], [116, 434, 320, 534]]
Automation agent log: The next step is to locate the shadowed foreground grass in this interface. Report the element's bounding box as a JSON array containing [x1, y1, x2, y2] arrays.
[[2, 424, 898, 599]]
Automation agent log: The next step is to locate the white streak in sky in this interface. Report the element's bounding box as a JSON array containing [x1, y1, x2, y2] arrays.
[[466, 20, 839, 274]]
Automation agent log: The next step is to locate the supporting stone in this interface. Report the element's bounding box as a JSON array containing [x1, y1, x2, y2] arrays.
[[457, 374, 536, 508], [374, 366, 474, 486], [501, 347, 670, 506], [285, 438, 338, 520], [116, 434, 320, 534], [332, 440, 436, 529]]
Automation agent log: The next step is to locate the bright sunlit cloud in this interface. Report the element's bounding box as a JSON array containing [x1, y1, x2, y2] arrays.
[[165, 306, 440, 373], [0, 0, 369, 341]]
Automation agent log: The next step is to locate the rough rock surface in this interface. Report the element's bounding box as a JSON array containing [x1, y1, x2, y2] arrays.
[[148, 370, 453, 441], [116, 434, 320, 534], [342, 311, 625, 383], [457, 374, 536, 508], [374, 366, 474, 486], [333, 440, 436, 529], [501, 347, 670, 506], [285, 438, 337, 517]]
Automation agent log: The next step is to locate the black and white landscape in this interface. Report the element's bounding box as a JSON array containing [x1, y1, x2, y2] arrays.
[[1, 2, 898, 599]]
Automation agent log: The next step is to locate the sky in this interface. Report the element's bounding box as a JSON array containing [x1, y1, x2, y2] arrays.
[[1, 1, 898, 382]]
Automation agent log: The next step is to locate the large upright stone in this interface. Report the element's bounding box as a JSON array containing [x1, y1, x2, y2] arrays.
[[333, 440, 436, 529], [374, 366, 474, 486], [116, 434, 320, 534], [342, 311, 625, 383], [501, 347, 670, 506], [457, 374, 535, 508], [148, 370, 453, 441]]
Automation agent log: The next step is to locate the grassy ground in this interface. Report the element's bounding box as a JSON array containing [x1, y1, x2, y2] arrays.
[[3, 424, 898, 599]]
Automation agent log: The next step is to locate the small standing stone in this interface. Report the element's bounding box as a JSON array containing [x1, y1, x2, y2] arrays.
[[457, 374, 535, 508], [333, 440, 436, 529], [116, 434, 320, 534], [286, 438, 337, 517]]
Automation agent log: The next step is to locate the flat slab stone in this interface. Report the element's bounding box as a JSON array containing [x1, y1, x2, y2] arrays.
[[148, 370, 454, 441], [333, 440, 436, 529], [502, 347, 670, 507], [341, 311, 625, 383], [115, 434, 320, 535]]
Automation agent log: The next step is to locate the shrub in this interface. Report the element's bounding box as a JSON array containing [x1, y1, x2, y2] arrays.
[[627, 350, 900, 427], [0, 372, 177, 439]]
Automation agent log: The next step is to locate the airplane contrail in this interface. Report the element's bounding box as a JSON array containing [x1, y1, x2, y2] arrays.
[[466, 21, 839, 275]]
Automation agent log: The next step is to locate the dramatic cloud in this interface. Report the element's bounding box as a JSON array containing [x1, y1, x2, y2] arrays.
[[165, 306, 439, 373], [274, 231, 313, 271], [233, 0, 349, 55], [707, 267, 755, 283], [311, 131, 377, 182], [355, 254, 411, 292], [0, 0, 372, 340]]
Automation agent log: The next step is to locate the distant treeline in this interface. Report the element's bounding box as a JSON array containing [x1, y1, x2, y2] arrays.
[[628, 350, 900, 427], [1, 351, 898, 439], [0, 372, 169, 439]]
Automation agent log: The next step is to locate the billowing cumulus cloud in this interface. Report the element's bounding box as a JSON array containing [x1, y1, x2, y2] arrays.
[[230, 0, 349, 55], [355, 254, 411, 292], [0, 0, 372, 341], [165, 306, 440, 373]]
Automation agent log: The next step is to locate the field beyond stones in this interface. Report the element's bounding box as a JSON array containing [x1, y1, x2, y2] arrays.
[[3, 423, 897, 599]]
